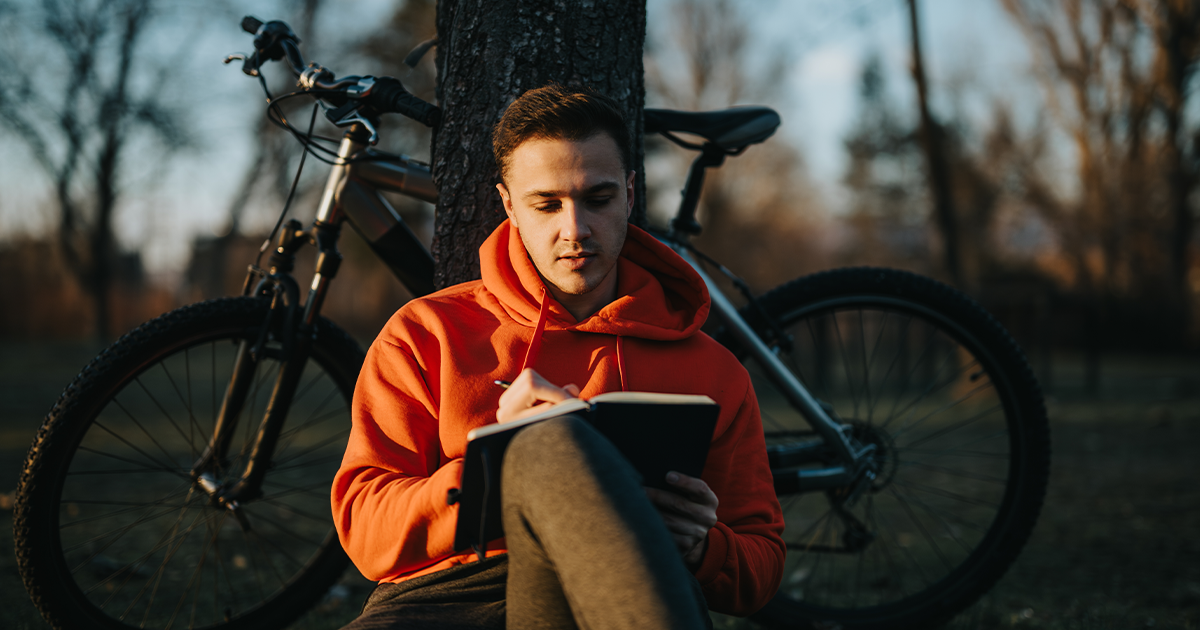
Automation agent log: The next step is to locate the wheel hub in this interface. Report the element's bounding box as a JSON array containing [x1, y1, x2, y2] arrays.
[[846, 421, 898, 493]]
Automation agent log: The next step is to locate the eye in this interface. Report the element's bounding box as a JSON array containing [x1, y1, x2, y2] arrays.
[[586, 196, 613, 207]]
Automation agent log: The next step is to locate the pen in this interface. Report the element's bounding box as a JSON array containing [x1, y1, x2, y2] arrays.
[[494, 379, 511, 389]]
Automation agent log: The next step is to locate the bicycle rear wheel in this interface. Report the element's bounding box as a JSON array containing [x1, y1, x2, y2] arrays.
[[725, 268, 1050, 630], [15, 297, 363, 630]]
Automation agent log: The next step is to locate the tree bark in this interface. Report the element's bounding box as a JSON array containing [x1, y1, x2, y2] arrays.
[[432, 0, 647, 289]]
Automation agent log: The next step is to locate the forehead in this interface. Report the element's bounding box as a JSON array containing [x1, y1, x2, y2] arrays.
[[503, 134, 625, 192]]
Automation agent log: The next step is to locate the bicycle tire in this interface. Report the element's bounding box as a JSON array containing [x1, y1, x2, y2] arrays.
[[15, 296, 364, 630], [718, 267, 1050, 630]]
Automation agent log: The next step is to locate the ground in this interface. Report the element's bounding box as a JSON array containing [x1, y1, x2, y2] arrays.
[[0, 342, 1196, 629]]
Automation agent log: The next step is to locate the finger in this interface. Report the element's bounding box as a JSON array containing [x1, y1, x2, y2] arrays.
[[511, 400, 559, 421], [497, 370, 577, 423], [522, 369, 577, 404], [644, 487, 701, 519], [644, 488, 715, 527], [658, 512, 709, 541], [663, 530, 692, 554], [653, 512, 699, 548], [563, 383, 581, 397], [643, 487, 691, 516], [665, 472, 719, 508], [662, 513, 705, 547], [644, 487, 693, 516]]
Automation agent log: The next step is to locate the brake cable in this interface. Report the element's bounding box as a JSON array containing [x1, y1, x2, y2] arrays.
[[254, 102, 319, 269]]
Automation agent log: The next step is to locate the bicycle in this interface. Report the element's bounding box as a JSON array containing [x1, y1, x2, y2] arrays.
[[14, 16, 1051, 630]]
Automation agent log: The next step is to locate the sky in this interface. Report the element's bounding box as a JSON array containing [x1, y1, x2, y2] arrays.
[[0, 0, 1033, 281]]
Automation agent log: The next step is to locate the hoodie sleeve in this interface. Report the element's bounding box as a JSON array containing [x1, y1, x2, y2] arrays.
[[331, 331, 460, 580], [692, 375, 786, 615]]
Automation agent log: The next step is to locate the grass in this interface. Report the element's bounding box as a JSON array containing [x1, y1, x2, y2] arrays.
[[0, 342, 1197, 629]]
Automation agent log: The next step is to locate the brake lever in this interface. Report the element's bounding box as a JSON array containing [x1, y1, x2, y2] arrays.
[[326, 104, 381, 145], [224, 52, 263, 77]]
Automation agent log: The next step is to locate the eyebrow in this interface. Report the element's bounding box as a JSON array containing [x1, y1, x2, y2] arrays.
[[523, 181, 621, 200]]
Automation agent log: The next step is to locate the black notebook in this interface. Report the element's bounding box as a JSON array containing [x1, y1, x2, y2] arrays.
[[450, 391, 719, 553]]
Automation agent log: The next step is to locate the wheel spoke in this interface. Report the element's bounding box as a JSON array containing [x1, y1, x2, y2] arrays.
[[900, 427, 1012, 461], [743, 272, 1048, 625], [872, 493, 934, 588], [96, 410, 190, 478], [882, 353, 979, 432], [257, 496, 337, 525], [133, 374, 203, 458], [158, 357, 205, 462], [896, 460, 1008, 485], [242, 508, 329, 549], [270, 428, 351, 469], [857, 309, 873, 420], [891, 478, 1001, 509], [886, 484, 990, 536], [899, 403, 1003, 451], [24, 304, 359, 629], [271, 452, 344, 474], [830, 313, 862, 418], [74, 445, 189, 478]]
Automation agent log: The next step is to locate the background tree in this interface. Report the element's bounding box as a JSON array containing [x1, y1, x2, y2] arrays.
[[189, 0, 326, 300], [907, 0, 963, 288], [644, 0, 825, 292], [1001, 0, 1200, 342], [431, 0, 648, 288], [0, 0, 190, 339]]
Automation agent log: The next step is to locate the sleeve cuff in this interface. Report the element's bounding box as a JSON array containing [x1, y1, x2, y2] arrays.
[[692, 521, 733, 586]]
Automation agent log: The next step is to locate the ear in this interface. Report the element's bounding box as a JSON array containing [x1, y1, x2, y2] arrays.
[[625, 170, 636, 220], [497, 182, 517, 226]]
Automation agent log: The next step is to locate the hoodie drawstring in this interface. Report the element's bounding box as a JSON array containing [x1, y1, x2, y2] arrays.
[[520, 287, 551, 373], [520, 287, 628, 392], [615, 336, 627, 392]]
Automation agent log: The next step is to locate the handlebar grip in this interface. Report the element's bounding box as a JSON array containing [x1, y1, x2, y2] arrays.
[[241, 16, 263, 34], [369, 77, 441, 128]]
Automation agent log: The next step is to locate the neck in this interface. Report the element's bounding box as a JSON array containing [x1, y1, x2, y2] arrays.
[[544, 269, 619, 322]]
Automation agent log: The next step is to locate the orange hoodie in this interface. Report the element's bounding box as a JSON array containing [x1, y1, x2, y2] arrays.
[[332, 220, 785, 615]]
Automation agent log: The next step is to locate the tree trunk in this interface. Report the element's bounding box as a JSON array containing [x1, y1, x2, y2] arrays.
[[1159, 0, 1198, 333], [907, 0, 962, 288], [432, 0, 647, 289]]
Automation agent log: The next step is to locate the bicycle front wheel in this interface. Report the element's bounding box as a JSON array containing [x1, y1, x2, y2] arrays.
[[729, 268, 1050, 630], [15, 297, 363, 630]]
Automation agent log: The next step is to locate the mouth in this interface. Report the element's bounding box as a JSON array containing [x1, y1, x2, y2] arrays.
[[557, 251, 596, 270]]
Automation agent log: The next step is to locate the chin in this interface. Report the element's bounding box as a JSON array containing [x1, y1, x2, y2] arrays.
[[551, 276, 598, 296]]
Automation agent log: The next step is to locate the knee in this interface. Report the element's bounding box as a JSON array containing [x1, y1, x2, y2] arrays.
[[503, 415, 595, 482]]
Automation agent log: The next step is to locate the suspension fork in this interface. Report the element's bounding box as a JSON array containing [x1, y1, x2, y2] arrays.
[[191, 218, 344, 521]]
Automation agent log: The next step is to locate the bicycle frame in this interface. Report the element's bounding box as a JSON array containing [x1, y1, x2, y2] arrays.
[[191, 124, 438, 513], [194, 123, 877, 516], [660, 144, 876, 495]]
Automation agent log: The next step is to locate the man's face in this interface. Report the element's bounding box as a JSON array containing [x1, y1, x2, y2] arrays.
[[497, 133, 634, 300]]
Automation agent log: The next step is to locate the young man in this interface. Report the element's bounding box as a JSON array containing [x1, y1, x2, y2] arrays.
[[333, 84, 784, 629]]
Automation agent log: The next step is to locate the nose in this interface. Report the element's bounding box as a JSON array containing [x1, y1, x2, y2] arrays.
[[559, 201, 592, 242]]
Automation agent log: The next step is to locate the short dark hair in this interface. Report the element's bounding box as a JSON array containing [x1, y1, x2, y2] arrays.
[[493, 83, 632, 181]]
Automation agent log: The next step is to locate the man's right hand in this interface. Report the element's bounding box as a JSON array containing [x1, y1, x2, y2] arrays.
[[496, 368, 580, 424]]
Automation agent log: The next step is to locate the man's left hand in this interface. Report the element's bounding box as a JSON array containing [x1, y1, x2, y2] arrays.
[[644, 471, 718, 570]]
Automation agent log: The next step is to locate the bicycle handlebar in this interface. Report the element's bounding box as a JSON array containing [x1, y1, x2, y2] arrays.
[[369, 77, 442, 128], [233, 16, 440, 129]]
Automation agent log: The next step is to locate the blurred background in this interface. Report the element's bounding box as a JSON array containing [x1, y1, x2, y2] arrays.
[[0, 0, 1197, 628]]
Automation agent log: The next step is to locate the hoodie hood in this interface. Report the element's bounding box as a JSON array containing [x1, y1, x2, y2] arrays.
[[479, 219, 710, 341]]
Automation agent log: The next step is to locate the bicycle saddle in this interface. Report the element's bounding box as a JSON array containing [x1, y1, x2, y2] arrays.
[[644, 106, 780, 151]]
